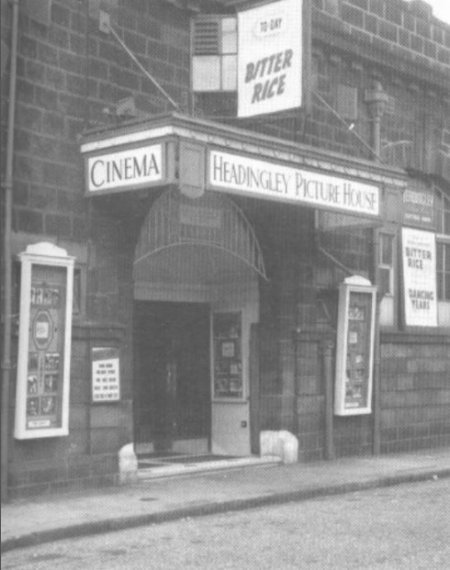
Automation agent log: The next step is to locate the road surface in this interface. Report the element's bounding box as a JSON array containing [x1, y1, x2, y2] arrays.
[[3, 478, 449, 569]]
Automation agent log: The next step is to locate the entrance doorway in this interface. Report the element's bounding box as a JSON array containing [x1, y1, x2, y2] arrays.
[[134, 301, 210, 455], [132, 189, 266, 460]]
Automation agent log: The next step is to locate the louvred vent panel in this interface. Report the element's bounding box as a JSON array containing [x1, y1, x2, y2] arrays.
[[193, 18, 220, 55]]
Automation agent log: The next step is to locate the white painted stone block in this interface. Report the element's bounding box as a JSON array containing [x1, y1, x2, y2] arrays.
[[260, 430, 298, 464], [118, 443, 138, 484]]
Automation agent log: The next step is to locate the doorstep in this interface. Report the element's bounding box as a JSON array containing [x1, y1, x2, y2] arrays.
[[138, 455, 282, 480]]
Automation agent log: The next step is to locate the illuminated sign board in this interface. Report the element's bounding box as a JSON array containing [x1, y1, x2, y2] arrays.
[[85, 144, 164, 195], [401, 227, 437, 327], [208, 150, 380, 217], [238, 0, 303, 118]]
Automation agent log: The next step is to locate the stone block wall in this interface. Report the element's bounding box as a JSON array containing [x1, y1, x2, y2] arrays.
[[0, 0, 192, 244], [1, 0, 191, 497], [2, 0, 448, 241], [8, 323, 129, 498], [313, 0, 450, 69], [311, 0, 450, 172], [2, 0, 450, 495], [380, 333, 450, 453]]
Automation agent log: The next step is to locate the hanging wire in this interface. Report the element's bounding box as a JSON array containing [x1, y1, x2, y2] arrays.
[[104, 20, 182, 112], [312, 90, 386, 164]]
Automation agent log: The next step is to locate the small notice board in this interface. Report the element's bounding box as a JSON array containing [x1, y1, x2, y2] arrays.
[[334, 276, 377, 416], [91, 347, 121, 403]]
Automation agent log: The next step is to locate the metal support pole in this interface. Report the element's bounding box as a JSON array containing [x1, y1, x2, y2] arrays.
[[1, 0, 19, 503], [372, 293, 382, 455], [323, 339, 335, 460]]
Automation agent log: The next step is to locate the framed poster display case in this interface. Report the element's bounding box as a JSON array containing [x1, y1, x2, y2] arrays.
[[14, 243, 75, 439], [334, 276, 377, 416], [212, 312, 243, 400]]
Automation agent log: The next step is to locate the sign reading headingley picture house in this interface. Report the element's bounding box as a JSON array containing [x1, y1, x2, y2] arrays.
[[86, 144, 163, 194], [238, 0, 303, 118], [208, 150, 380, 217]]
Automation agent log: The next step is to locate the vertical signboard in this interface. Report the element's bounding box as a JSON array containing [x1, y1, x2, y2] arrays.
[[91, 347, 121, 402], [401, 227, 437, 327], [237, 0, 303, 118], [334, 276, 377, 416], [14, 243, 74, 439], [402, 187, 435, 229]]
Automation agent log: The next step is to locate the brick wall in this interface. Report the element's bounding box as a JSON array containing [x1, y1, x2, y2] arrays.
[[380, 333, 450, 453], [313, 0, 450, 70], [248, 196, 377, 460], [2, 0, 450, 494], [311, 0, 450, 172], [2, 0, 192, 496], [0, 0, 192, 244], [8, 323, 129, 498]]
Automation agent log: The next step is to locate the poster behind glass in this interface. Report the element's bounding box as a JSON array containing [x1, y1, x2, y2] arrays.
[[213, 312, 243, 399], [25, 265, 66, 430], [343, 291, 373, 411], [334, 282, 376, 416]]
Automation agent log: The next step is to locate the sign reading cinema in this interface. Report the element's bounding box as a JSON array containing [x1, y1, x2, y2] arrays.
[[209, 150, 380, 217], [86, 144, 163, 194]]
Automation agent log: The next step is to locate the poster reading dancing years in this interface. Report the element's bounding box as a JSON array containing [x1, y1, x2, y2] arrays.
[[401, 227, 437, 327], [213, 312, 243, 399], [14, 243, 74, 440], [334, 278, 377, 416]]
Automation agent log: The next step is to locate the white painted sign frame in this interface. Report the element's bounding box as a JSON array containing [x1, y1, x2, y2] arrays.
[[401, 227, 438, 327], [85, 142, 165, 196], [14, 243, 75, 439], [208, 149, 380, 217], [91, 347, 121, 403], [334, 276, 377, 416], [237, 0, 303, 117]]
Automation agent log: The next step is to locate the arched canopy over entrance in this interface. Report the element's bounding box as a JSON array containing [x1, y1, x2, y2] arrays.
[[133, 188, 266, 295]]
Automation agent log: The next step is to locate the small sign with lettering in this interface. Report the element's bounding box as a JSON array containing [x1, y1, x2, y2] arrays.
[[401, 228, 437, 327], [403, 187, 435, 229], [86, 144, 163, 195], [91, 347, 121, 402], [238, 0, 303, 118], [209, 150, 380, 217]]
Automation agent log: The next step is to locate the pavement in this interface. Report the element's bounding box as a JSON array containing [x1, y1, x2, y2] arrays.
[[2, 447, 450, 553]]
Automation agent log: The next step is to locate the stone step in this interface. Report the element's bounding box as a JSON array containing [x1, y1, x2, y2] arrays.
[[137, 455, 282, 480]]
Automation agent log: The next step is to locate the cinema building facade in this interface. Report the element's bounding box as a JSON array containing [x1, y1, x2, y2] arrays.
[[1, 0, 449, 498]]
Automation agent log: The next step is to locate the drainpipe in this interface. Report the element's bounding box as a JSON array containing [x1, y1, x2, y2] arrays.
[[1, 0, 19, 503], [365, 80, 388, 160], [365, 80, 388, 456]]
